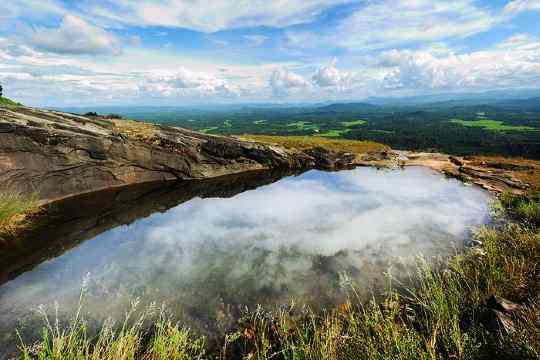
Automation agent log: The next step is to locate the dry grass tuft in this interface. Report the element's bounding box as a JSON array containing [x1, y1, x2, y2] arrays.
[[239, 134, 388, 154], [111, 119, 159, 142], [0, 193, 38, 237]]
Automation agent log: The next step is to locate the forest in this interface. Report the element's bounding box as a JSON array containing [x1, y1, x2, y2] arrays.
[[65, 97, 540, 159]]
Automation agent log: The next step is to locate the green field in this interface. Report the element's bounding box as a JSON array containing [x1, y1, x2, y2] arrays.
[[318, 129, 351, 137], [201, 126, 219, 133], [66, 100, 540, 159], [450, 119, 537, 131], [341, 119, 366, 127], [287, 121, 320, 131]]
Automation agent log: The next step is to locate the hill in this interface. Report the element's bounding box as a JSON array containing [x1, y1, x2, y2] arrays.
[[316, 102, 379, 112], [0, 97, 19, 106]]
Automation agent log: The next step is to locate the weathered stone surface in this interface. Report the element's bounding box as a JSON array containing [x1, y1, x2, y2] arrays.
[[304, 147, 356, 169], [1, 106, 361, 202], [1, 105, 536, 203], [397, 151, 535, 194]]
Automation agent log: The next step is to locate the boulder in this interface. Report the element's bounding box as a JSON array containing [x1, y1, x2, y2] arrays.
[[0, 107, 326, 202]]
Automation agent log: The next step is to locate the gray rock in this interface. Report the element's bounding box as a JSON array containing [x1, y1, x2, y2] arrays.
[[0, 106, 359, 202]]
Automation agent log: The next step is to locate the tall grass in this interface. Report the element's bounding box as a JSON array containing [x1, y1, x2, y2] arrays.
[[13, 196, 540, 359], [499, 193, 540, 226], [0, 192, 37, 237], [17, 292, 206, 360], [0, 193, 36, 223]]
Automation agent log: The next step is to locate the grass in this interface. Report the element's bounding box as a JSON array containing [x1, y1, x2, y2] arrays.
[[17, 295, 206, 360], [287, 121, 320, 132], [499, 193, 540, 226], [340, 120, 367, 127], [111, 119, 158, 141], [450, 119, 537, 132], [240, 134, 388, 154], [227, 210, 540, 359], [223, 120, 232, 128], [0, 96, 21, 106], [0, 193, 37, 232], [12, 195, 540, 359], [200, 127, 219, 133], [318, 129, 351, 138]]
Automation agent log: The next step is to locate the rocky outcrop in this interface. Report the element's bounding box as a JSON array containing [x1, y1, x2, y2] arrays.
[[1, 105, 536, 203], [394, 151, 534, 194], [0, 106, 353, 203]]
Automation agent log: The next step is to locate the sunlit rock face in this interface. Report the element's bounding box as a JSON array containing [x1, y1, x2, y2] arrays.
[[0, 166, 492, 353], [0, 106, 316, 202]]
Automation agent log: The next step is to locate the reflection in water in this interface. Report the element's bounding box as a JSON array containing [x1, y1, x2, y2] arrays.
[[0, 167, 492, 353]]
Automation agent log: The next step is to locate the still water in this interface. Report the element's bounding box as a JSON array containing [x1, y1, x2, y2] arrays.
[[0, 167, 492, 353]]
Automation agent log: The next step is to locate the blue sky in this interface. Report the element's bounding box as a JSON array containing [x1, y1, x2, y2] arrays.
[[1, 0, 539, 106]]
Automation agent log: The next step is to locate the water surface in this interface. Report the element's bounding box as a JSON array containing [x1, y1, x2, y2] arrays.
[[0, 167, 492, 354]]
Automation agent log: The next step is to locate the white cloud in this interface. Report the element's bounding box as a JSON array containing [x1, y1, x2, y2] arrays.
[[141, 68, 239, 97], [503, 0, 540, 14], [312, 58, 350, 88], [24, 15, 122, 55], [289, 0, 498, 51], [379, 34, 540, 91], [79, 0, 352, 32], [269, 68, 309, 97]]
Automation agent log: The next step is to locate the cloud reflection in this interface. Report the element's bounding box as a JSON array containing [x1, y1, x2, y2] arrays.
[[0, 167, 492, 350]]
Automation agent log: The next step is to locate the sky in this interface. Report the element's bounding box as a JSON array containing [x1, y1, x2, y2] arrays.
[[0, 0, 540, 106]]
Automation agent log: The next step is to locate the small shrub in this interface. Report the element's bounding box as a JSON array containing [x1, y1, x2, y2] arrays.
[[499, 193, 540, 226], [0, 192, 37, 226]]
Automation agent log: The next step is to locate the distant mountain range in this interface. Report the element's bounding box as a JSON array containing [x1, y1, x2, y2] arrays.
[[55, 89, 540, 115], [365, 89, 540, 107]]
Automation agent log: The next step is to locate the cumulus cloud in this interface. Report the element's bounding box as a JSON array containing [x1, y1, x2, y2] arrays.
[[24, 15, 121, 55], [140, 68, 238, 98], [379, 34, 540, 91], [312, 59, 350, 88], [504, 0, 540, 14], [269, 68, 308, 96]]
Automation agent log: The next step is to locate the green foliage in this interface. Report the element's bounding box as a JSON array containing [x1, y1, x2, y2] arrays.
[[106, 113, 123, 119], [318, 129, 351, 137], [240, 134, 388, 154], [70, 103, 540, 158], [341, 120, 366, 127], [449, 119, 537, 132], [499, 193, 540, 226], [200, 126, 219, 133], [17, 295, 206, 360], [0, 193, 37, 226], [287, 121, 320, 132], [0, 96, 20, 106], [225, 217, 539, 360]]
